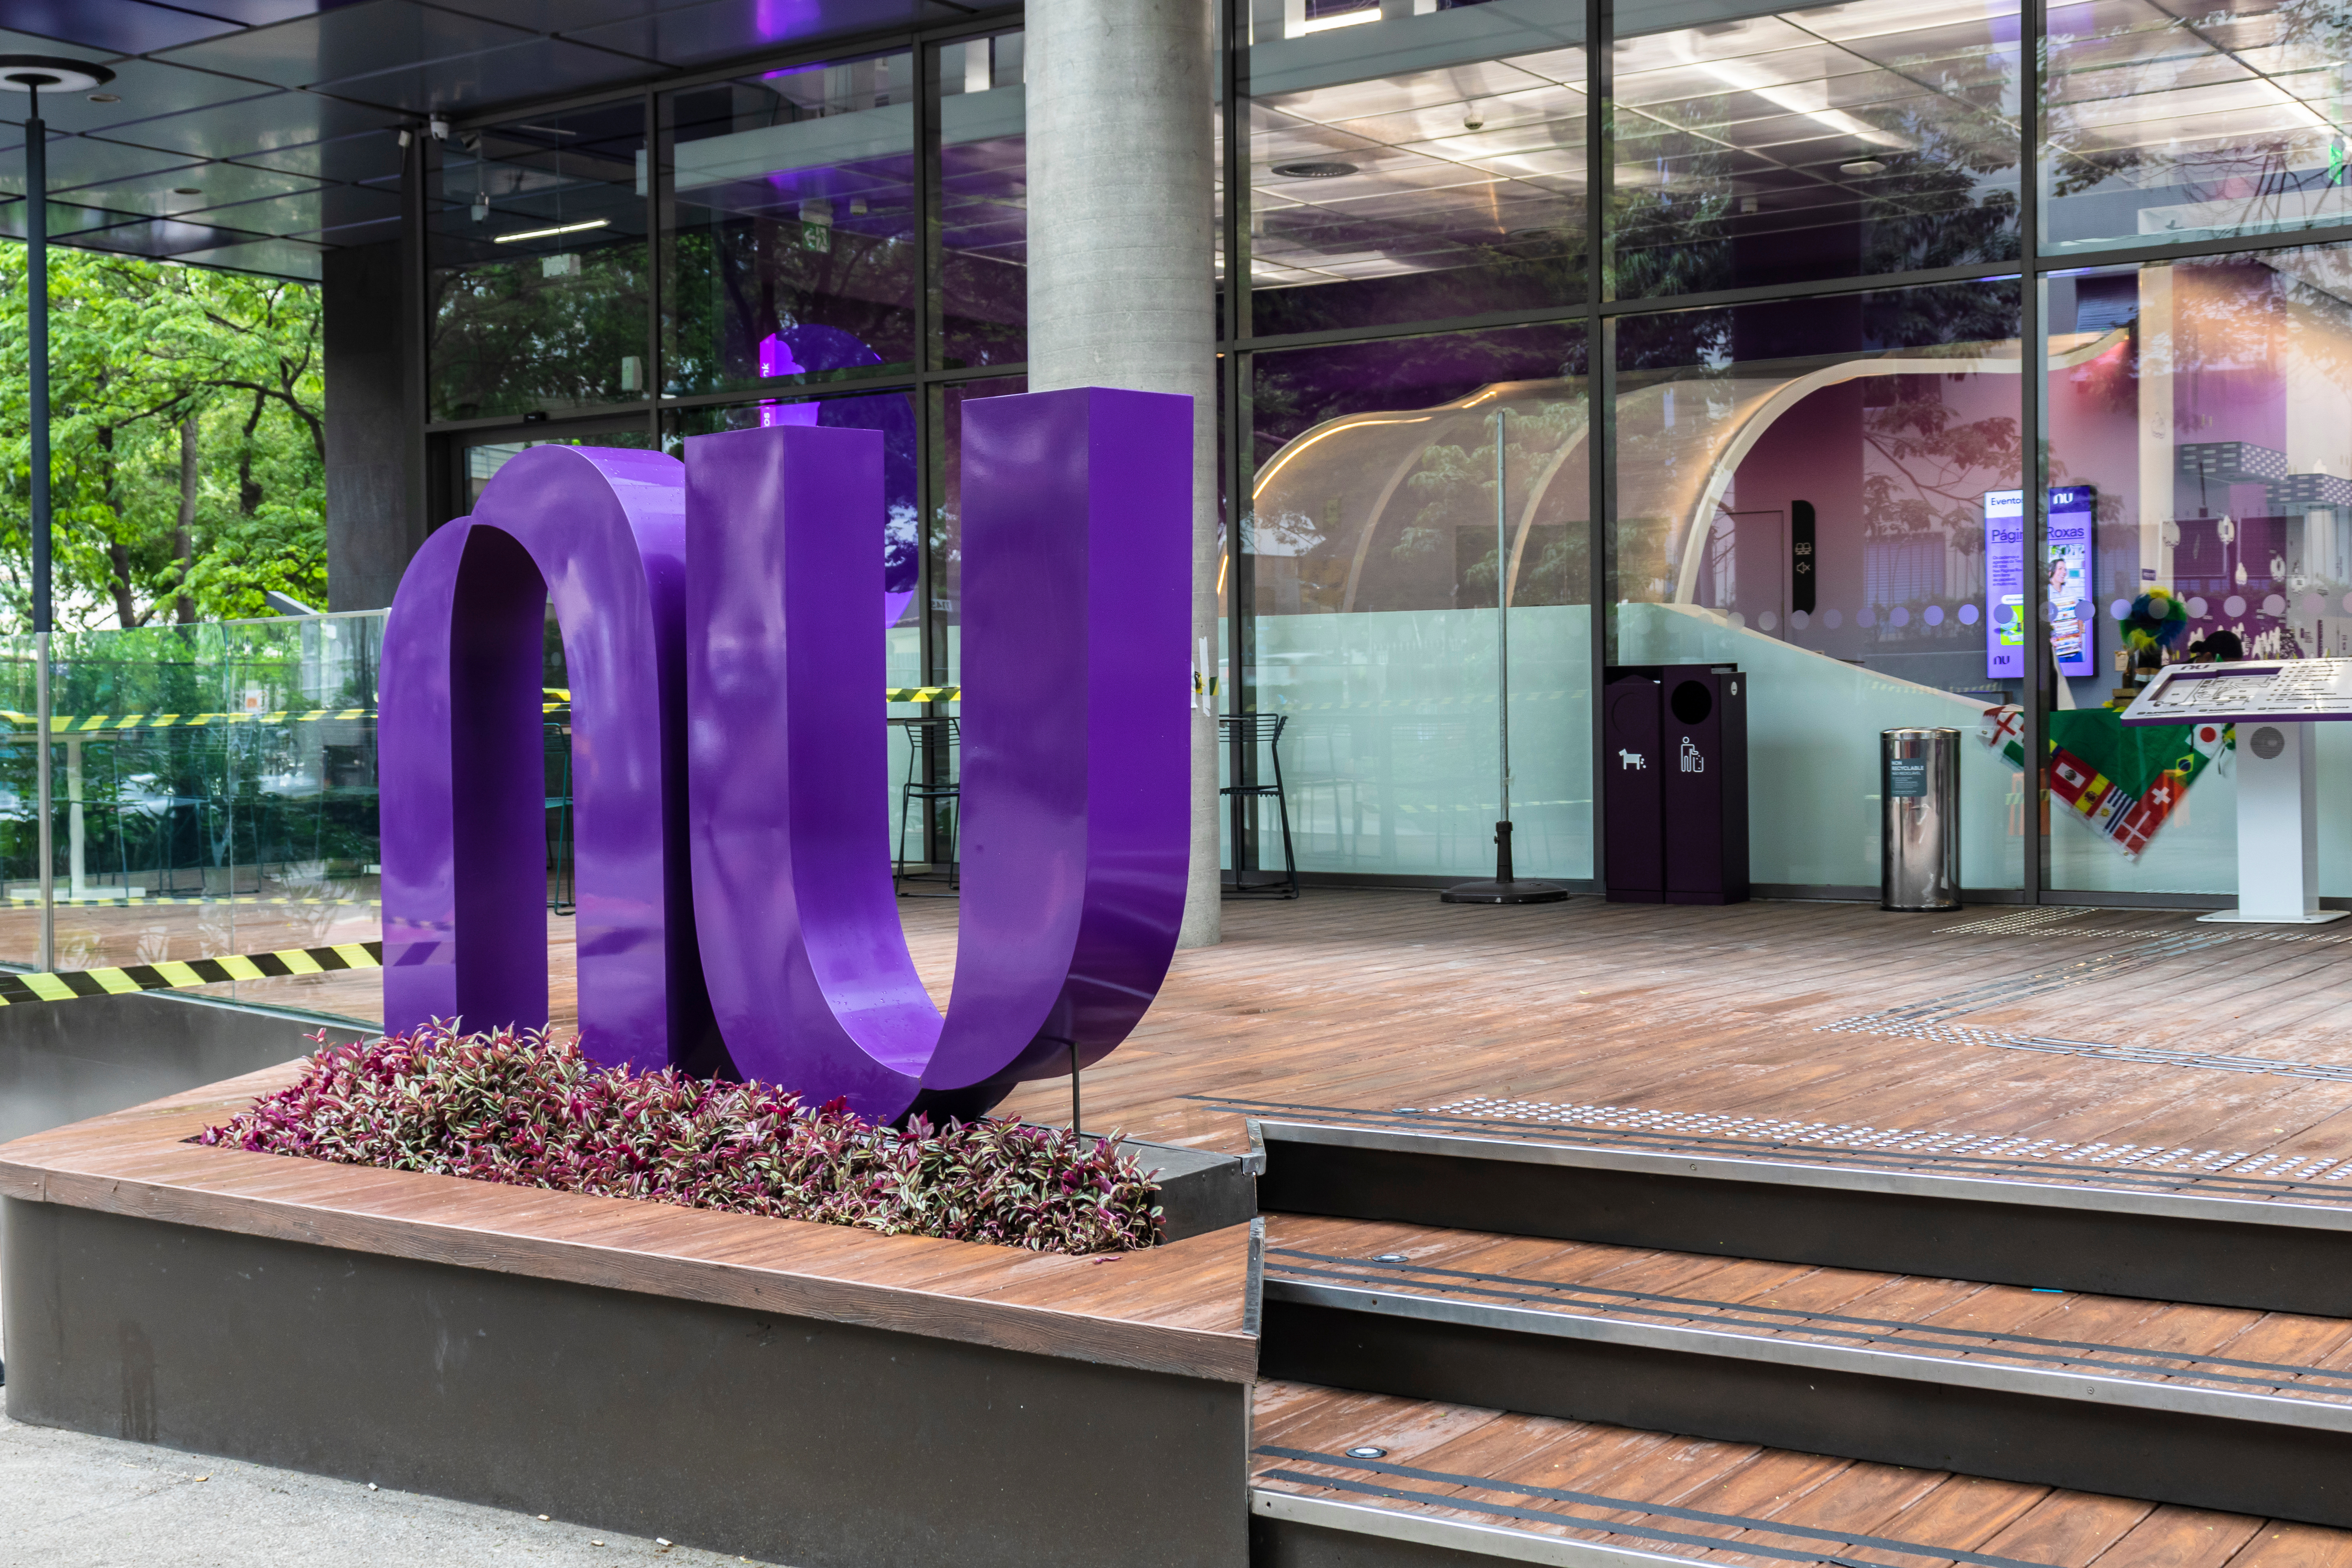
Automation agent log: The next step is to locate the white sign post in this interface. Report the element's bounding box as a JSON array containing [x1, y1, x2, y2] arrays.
[[2123, 659, 2352, 924]]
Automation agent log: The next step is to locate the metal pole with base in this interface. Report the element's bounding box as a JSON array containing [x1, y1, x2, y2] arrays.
[[1443, 407, 1567, 906], [0, 57, 114, 971]]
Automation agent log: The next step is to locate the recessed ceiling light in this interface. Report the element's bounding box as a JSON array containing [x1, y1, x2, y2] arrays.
[[1346, 1446, 1389, 1459], [0, 55, 116, 95], [171, 187, 202, 195], [1840, 159, 1887, 176], [87, 92, 119, 104], [1271, 161, 1357, 179]]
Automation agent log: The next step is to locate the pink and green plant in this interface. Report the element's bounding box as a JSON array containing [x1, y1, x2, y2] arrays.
[[195, 1022, 1162, 1253]]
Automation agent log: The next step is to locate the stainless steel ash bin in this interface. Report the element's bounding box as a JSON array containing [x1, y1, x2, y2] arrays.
[[1882, 727, 1960, 911]]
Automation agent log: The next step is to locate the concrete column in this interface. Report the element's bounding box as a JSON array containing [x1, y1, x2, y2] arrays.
[[323, 239, 429, 611], [1026, 0, 1222, 948]]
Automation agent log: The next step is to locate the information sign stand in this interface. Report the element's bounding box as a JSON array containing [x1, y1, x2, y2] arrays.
[[2121, 659, 2352, 924]]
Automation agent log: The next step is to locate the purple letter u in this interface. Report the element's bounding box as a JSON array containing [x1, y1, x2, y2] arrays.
[[685, 388, 1192, 1122]]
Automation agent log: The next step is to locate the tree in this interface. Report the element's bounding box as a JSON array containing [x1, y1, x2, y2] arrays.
[[0, 245, 326, 630]]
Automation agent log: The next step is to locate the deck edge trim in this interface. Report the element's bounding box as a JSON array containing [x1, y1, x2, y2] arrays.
[[1251, 1489, 1696, 1566], [1256, 1120, 2352, 1232], [1266, 1279, 2352, 1431]]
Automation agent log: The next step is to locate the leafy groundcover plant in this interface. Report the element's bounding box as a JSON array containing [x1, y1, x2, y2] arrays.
[[196, 1022, 1162, 1253]]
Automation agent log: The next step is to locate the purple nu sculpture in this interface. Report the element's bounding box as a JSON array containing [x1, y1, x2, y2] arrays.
[[380, 388, 1192, 1121]]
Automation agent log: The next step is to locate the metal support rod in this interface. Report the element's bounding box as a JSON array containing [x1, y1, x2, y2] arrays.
[[1441, 406, 1564, 903], [1069, 1040, 1081, 1133], [1495, 406, 1512, 832], [29, 90, 53, 970], [35, 630, 50, 970]]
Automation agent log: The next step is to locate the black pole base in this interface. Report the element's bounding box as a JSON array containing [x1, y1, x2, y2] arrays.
[[1440, 878, 1571, 905], [1440, 818, 1569, 903]]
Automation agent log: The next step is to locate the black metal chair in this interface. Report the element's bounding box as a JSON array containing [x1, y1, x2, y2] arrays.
[[894, 715, 960, 896], [1221, 712, 1298, 899], [544, 721, 574, 914]]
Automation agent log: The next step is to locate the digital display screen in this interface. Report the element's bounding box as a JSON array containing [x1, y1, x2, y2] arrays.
[[1984, 487, 2097, 680]]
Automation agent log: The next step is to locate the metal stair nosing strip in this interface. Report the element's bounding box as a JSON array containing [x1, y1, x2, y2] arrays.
[[1250, 1490, 1701, 1568], [1250, 1445, 2077, 1568], [1259, 1276, 2352, 1529], [1248, 1116, 2352, 1318]]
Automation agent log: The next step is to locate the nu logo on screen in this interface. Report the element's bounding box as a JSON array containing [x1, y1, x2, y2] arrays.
[[377, 388, 1192, 1122]]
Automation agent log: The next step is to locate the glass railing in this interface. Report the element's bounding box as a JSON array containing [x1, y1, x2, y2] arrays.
[[0, 612, 388, 1024], [0, 608, 942, 1032]]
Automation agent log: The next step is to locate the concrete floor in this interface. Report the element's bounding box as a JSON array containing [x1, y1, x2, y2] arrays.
[[0, 1396, 763, 1568]]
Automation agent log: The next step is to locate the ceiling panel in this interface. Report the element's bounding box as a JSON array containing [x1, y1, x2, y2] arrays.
[[0, 199, 226, 243], [314, 35, 659, 112], [566, 0, 948, 69], [0, 134, 201, 195], [0, 1, 239, 53], [296, 210, 399, 245], [433, 0, 668, 30], [59, 160, 325, 218], [230, 124, 404, 182], [189, 1, 359, 23], [191, 179, 403, 235], [0, 69, 284, 141], [155, 236, 326, 279], [153, 0, 536, 90], [89, 90, 400, 160]]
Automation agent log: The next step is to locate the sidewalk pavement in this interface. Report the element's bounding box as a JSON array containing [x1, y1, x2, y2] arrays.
[[0, 1395, 765, 1568]]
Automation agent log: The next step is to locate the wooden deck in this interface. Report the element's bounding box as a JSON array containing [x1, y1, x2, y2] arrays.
[[42, 887, 2352, 1175], [984, 894, 2352, 1179]]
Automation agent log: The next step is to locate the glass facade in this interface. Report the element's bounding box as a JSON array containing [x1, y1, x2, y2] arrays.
[[429, 102, 651, 423], [399, 0, 2352, 910]]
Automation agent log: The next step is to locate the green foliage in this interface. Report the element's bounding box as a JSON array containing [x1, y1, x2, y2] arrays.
[[0, 245, 325, 630]]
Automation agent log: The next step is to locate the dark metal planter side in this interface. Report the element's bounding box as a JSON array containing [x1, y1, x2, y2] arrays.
[[3, 1200, 1251, 1568]]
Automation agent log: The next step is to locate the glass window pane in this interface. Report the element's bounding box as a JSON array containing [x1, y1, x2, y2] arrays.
[[2046, 244, 2352, 895], [429, 103, 649, 423], [1612, 280, 2026, 890], [940, 29, 1027, 369], [661, 51, 919, 401], [929, 377, 1030, 685], [464, 428, 658, 510], [2046, 0, 2352, 255], [662, 389, 923, 647], [1611, 0, 2022, 298], [1248, 323, 1594, 880], [1246, 0, 1590, 336]]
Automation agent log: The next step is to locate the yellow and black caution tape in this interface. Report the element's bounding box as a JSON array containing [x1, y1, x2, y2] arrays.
[[0, 939, 381, 1007], [0, 707, 376, 733], [3, 687, 965, 734], [0, 894, 381, 908], [552, 687, 964, 704]]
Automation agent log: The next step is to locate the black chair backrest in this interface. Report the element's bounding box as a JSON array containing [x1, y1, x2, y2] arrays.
[[1219, 713, 1286, 748]]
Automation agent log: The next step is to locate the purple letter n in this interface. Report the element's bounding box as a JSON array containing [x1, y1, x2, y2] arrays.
[[379, 446, 705, 1071], [686, 389, 1192, 1122]]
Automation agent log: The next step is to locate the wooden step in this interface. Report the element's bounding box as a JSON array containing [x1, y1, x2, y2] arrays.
[[1258, 1215, 2352, 1529], [1249, 1380, 2352, 1568], [1231, 1096, 2352, 1317]]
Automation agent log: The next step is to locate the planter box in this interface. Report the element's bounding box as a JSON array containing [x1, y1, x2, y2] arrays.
[[0, 1065, 1259, 1568]]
